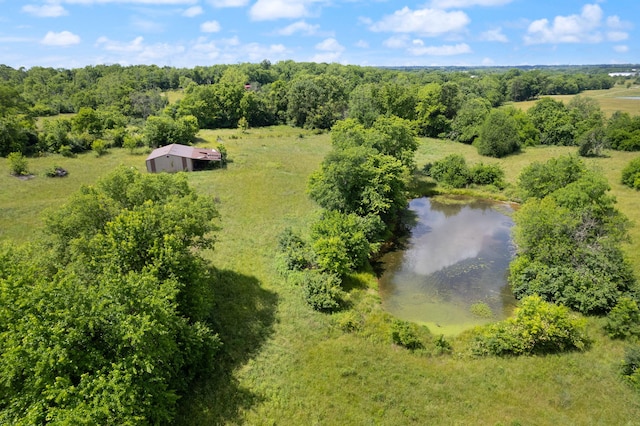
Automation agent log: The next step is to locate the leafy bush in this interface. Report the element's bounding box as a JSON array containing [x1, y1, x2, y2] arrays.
[[310, 210, 373, 276], [7, 152, 29, 176], [517, 155, 585, 200], [275, 227, 312, 274], [621, 157, 640, 190], [469, 163, 505, 188], [472, 295, 590, 356], [58, 145, 76, 158], [91, 139, 108, 157], [475, 109, 521, 158], [470, 301, 494, 318], [428, 154, 470, 188], [390, 319, 424, 350], [605, 297, 640, 340], [620, 346, 640, 391], [577, 126, 607, 157], [301, 271, 344, 312]]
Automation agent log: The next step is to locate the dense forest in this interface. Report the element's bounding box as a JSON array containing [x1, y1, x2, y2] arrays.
[[2, 61, 640, 423], [2, 61, 637, 159]]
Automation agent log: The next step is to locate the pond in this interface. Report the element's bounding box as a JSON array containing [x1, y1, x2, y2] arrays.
[[378, 196, 517, 335]]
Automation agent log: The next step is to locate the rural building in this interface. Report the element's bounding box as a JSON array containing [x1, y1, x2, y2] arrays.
[[146, 143, 222, 173]]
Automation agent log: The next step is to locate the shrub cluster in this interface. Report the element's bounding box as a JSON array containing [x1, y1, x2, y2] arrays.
[[621, 346, 640, 392], [472, 295, 590, 356], [426, 154, 505, 189], [621, 157, 640, 190], [511, 156, 637, 315]]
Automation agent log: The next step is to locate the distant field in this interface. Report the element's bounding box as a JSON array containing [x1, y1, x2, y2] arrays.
[[2, 127, 640, 425], [513, 85, 640, 117]]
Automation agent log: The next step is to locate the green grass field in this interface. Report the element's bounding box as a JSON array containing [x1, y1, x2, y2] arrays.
[[2, 126, 640, 424], [513, 84, 640, 117]]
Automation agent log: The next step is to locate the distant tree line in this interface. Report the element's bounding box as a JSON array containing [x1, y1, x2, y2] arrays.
[[1, 61, 627, 159]]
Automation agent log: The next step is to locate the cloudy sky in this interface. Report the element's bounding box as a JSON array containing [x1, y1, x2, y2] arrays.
[[0, 0, 637, 69]]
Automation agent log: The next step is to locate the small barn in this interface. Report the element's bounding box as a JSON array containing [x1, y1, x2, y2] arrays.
[[146, 144, 222, 173]]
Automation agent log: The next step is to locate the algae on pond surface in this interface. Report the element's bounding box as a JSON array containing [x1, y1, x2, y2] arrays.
[[378, 196, 517, 335]]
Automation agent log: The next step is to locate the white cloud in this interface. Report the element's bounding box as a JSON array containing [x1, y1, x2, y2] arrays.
[[58, 0, 197, 4], [208, 0, 249, 6], [315, 37, 343, 52], [607, 31, 628, 42], [613, 45, 628, 53], [22, 4, 69, 17], [480, 28, 508, 42], [96, 36, 145, 52], [383, 35, 410, 49], [183, 6, 203, 17], [131, 16, 164, 32], [524, 4, 605, 45], [311, 37, 344, 62], [95, 35, 186, 63], [250, 0, 324, 21], [201, 20, 222, 32], [41, 30, 81, 46], [482, 57, 494, 65], [429, 0, 511, 8], [354, 40, 369, 48], [606, 15, 632, 30], [276, 20, 320, 36], [370, 7, 470, 36], [408, 40, 471, 56]]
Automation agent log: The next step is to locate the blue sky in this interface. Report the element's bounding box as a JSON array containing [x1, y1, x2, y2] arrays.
[[0, 0, 638, 69]]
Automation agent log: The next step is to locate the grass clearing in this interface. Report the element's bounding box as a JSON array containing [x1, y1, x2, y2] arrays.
[[2, 125, 640, 424], [512, 85, 640, 117]]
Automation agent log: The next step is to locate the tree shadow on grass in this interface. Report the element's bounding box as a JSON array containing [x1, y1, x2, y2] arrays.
[[175, 267, 278, 425]]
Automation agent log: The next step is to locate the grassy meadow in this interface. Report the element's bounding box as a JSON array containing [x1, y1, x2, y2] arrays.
[[2, 125, 640, 424], [513, 84, 640, 117]]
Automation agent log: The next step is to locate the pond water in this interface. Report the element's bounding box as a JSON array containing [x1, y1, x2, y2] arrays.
[[378, 196, 517, 335]]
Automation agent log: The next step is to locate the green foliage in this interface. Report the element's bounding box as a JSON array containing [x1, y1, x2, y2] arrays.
[[449, 97, 491, 144], [470, 301, 494, 318], [512, 159, 636, 314], [275, 227, 312, 274], [300, 271, 344, 312], [475, 109, 521, 158], [577, 126, 607, 157], [621, 346, 640, 391], [7, 152, 29, 176], [472, 295, 590, 356], [390, 319, 424, 350], [310, 210, 373, 276], [143, 114, 200, 148], [307, 145, 408, 225], [58, 145, 76, 158], [469, 162, 505, 188], [0, 167, 221, 424], [606, 112, 640, 151], [91, 138, 108, 156], [621, 157, 640, 190], [527, 97, 575, 146], [428, 154, 470, 188], [605, 297, 640, 340], [517, 155, 585, 200]]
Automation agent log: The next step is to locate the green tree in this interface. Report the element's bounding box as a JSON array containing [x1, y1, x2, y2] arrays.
[[527, 97, 574, 145], [307, 145, 409, 226], [310, 210, 373, 275], [449, 97, 491, 144], [517, 155, 585, 200], [621, 157, 640, 190], [474, 109, 521, 158], [0, 168, 220, 424]]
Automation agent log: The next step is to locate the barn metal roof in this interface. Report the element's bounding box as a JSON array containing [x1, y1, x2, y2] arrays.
[[146, 144, 222, 161]]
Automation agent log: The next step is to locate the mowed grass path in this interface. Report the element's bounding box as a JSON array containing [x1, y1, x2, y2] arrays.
[[2, 127, 640, 424]]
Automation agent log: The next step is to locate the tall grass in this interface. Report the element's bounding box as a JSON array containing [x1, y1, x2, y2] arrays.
[[2, 125, 640, 424]]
